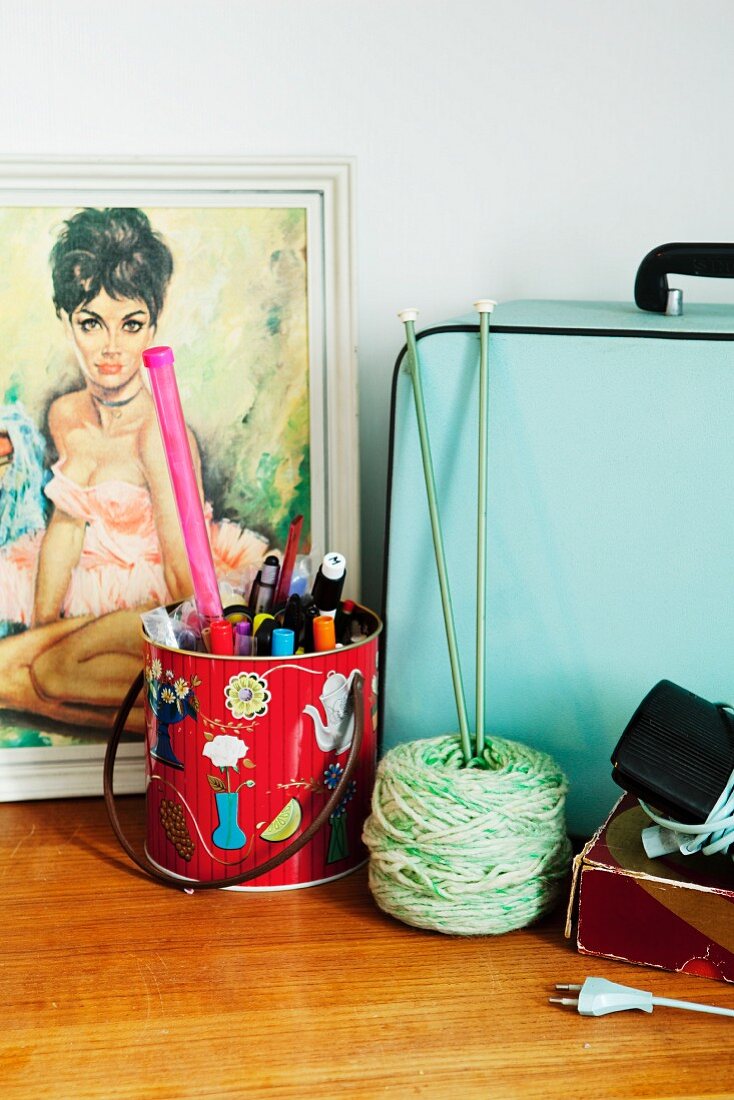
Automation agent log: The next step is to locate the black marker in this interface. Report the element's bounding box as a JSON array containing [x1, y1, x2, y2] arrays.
[[311, 552, 346, 618], [253, 614, 276, 657], [255, 555, 280, 615], [283, 594, 306, 649], [301, 597, 320, 653], [335, 599, 358, 646]]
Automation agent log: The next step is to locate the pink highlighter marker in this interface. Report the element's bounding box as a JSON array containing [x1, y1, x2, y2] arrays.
[[142, 346, 223, 622]]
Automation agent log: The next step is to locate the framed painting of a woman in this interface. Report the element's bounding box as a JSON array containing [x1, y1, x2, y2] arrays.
[[0, 158, 357, 800]]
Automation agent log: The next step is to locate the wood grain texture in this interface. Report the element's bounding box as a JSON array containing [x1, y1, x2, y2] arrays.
[[2, 796, 734, 1100]]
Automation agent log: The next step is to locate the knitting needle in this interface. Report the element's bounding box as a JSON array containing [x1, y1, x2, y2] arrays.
[[474, 300, 496, 758], [399, 309, 472, 765]]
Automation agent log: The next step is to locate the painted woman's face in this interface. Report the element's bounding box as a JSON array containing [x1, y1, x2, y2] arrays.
[[64, 289, 155, 394]]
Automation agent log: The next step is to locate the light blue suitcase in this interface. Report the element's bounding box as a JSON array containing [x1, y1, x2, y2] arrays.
[[381, 245, 734, 835]]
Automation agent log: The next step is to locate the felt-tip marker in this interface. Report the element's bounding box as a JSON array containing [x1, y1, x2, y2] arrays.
[[274, 515, 303, 607], [234, 620, 253, 656], [255, 555, 280, 615], [302, 599, 320, 653], [283, 594, 305, 648], [209, 617, 234, 655], [311, 552, 346, 618], [313, 615, 336, 652], [253, 613, 276, 656], [271, 627, 295, 657]]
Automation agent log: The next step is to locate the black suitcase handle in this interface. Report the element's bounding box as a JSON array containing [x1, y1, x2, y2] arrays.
[[635, 242, 734, 312]]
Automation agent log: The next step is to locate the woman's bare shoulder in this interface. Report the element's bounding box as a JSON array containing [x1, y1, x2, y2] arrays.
[[48, 389, 88, 418], [47, 391, 89, 436]]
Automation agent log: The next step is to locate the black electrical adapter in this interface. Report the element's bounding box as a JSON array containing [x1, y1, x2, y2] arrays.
[[610, 679, 734, 823]]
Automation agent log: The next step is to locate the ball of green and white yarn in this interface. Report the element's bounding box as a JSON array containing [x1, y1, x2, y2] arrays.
[[362, 734, 573, 936]]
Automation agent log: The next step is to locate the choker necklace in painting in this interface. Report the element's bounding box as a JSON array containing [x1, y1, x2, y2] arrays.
[[91, 387, 144, 419], [91, 387, 143, 409]]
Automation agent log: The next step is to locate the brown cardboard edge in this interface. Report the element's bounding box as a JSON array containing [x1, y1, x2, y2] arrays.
[[564, 799, 624, 940], [564, 852, 584, 939]]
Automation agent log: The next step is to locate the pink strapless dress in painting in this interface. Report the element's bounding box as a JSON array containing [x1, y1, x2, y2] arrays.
[[46, 466, 170, 617], [0, 464, 267, 624]]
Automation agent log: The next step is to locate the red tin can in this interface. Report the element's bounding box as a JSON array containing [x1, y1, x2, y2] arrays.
[[106, 607, 381, 890]]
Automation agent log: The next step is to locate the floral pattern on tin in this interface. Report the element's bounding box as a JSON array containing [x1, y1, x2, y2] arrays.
[[224, 672, 271, 720], [202, 732, 256, 852], [323, 761, 356, 864]]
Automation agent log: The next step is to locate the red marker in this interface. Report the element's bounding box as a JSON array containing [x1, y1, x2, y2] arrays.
[[209, 618, 234, 655], [274, 514, 303, 607]]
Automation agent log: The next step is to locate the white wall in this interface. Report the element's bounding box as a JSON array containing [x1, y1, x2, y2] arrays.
[[1, 0, 733, 606]]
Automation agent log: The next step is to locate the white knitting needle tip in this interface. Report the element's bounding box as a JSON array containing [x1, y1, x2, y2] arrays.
[[398, 308, 420, 323], [474, 299, 497, 314]]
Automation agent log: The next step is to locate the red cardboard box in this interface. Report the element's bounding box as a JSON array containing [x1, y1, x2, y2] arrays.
[[567, 795, 734, 984]]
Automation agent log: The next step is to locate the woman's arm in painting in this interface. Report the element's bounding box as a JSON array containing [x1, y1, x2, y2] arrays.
[[32, 507, 85, 625], [139, 418, 200, 603], [32, 400, 85, 626]]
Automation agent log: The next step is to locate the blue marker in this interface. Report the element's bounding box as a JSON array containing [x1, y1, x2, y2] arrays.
[[271, 627, 295, 657]]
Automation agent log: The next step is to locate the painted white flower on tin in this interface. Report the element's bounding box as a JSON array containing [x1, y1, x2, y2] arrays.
[[202, 735, 249, 770]]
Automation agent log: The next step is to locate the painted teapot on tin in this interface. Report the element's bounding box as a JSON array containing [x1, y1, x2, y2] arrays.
[[303, 669, 361, 754]]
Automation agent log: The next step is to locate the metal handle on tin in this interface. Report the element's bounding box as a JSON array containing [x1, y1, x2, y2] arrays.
[[635, 242, 734, 313], [103, 671, 366, 891]]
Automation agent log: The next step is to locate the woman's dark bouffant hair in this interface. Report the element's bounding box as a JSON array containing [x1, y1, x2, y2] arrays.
[[50, 207, 173, 325]]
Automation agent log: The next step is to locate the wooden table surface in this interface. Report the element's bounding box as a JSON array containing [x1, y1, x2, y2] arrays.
[[2, 796, 734, 1100]]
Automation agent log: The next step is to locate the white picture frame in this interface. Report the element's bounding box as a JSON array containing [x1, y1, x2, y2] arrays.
[[0, 156, 358, 801]]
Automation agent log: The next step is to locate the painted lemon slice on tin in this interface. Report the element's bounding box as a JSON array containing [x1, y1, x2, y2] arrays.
[[260, 798, 302, 842]]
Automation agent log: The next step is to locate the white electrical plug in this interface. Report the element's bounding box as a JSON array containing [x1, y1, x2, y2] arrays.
[[550, 976, 734, 1018]]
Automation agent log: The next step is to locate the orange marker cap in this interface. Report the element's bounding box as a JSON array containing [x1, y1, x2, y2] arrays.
[[313, 615, 336, 652]]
